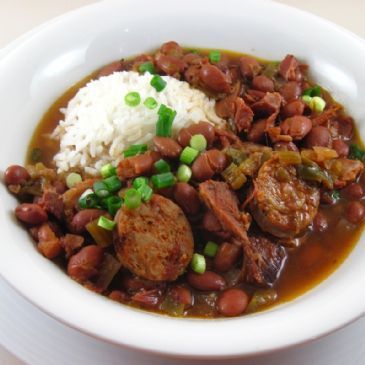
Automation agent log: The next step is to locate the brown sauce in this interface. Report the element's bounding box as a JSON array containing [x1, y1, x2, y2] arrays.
[[25, 48, 365, 317]]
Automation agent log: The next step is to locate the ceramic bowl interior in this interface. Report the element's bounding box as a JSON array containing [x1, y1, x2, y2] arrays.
[[1, 0, 365, 358]]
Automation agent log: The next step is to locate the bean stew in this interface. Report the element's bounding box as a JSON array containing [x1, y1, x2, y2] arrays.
[[5, 41, 365, 318]]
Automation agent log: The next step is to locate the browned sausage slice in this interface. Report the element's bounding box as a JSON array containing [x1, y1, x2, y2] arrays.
[[114, 194, 193, 281], [250, 157, 320, 238]]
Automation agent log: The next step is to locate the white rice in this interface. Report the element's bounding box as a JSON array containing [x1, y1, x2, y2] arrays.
[[52, 71, 224, 175]]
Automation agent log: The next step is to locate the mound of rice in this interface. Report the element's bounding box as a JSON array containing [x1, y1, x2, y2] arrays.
[[52, 71, 224, 175]]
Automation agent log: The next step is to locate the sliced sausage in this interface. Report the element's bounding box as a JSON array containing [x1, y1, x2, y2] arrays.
[[250, 157, 320, 238], [114, 194, 193, 281]]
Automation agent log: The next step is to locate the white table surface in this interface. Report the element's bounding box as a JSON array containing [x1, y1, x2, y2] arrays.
[[1, 1, 365, 364]]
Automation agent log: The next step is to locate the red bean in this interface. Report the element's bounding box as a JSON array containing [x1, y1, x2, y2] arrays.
[[98, 61, 124, 78], [15, 203, 48, 226], [305, 126, 332, 148], [177, 121, 216, 147], [214, 242, 241, 272], [274, 141, 299, 152], [279, 81, 301, 101], [280, 116, 312, 140], [252, 75, 274, 92], [4, 165, 30, 186], [170, 286, 192, 307], [155, 54, 184, 76], [343, 183, 364, 200], [239, 56, 261, 79], [312, 212, 329, 232], [153, 136, 182, 158], [187, 271, 226, 291], [199, 65, 230, 93], [332, 139, 349, 158], [70, 209, 107, 234], [345, 201, 365, 224], [281, 100, 305, 118], [173, 183, 201, 215], [67, 245, 104, 282], [217, 288, 249, 316], [160, 41, 183, 58], [248, 119, 266, 143], [192, 149, 227, 182]]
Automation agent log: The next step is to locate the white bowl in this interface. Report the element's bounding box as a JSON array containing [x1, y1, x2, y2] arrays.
[[1, 0, 365, 358]]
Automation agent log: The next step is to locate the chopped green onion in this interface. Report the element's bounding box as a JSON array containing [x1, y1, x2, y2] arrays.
[[124, 91, 141, 107], [154, 159, 171, 173], [311, 96, 326, 113], [302, 95, 312, 105], [180, 146, 199, 165], [93, 181, 110, 198], [349, 143, 365, 162], [138, 61, 156, 74], [144, 97, 158, 109], [124, 188, 142, 209], [123, 144, 148, 157], [190, 253, 206, 274], [132, 176, 149, 189], [103, 195, 122, 216], [156, 104, 176, 137], [190, 134, 207, 152], [79, 192, 100, 209], [151, 172, 176, 189], [150, 75, 167, 92], [100, 163, 116, 178], [103, 175, 122, 194], [209, 50, 221, 63], [177, 164, 192, 182], [203, 241, 219, 257], [97, 216, 116, 231], [302, 85, 321, 97], [79, 188, 94, 201], [330, 189, 340, 203], [66, 172, 82, 189], [137, 184, 153, 202]]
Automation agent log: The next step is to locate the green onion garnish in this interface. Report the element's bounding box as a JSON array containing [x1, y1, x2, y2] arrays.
[[177, 164, 192, 183], [137, 184, 153, 202], [93, 181, 110, 198], [132, 176, 149, 189], [156, 104, 176, 137], [124, 91, 141, 107], [79, 192, 100, 209], [124, 188, 142, 209], [330, 190, 340, 203], [180, 146, 199, 165], [138, 61, 156, 74], [151, 172, 176, 189], [103, 175, 122, 194], [154, 159, 171, 173], [190, 134, 207, 152], [190, 253, 206, 274], [144, 96, 158, 110], [123, 144, 148, 158], [97, 216, 116, 231], [66, 172, 82, 189], [203, 241, 219, 258], [150, 75, 167, 92], [311, 96, 326, 113], [349, 143, 365, 162], [209, 50, 221, 63], [100, 163, 116, 178], [302, 85, 321, 97], [103, 195, 122, 216]]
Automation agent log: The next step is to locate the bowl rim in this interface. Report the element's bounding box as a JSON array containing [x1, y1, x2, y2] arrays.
[[1, 0, 365, 358]]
